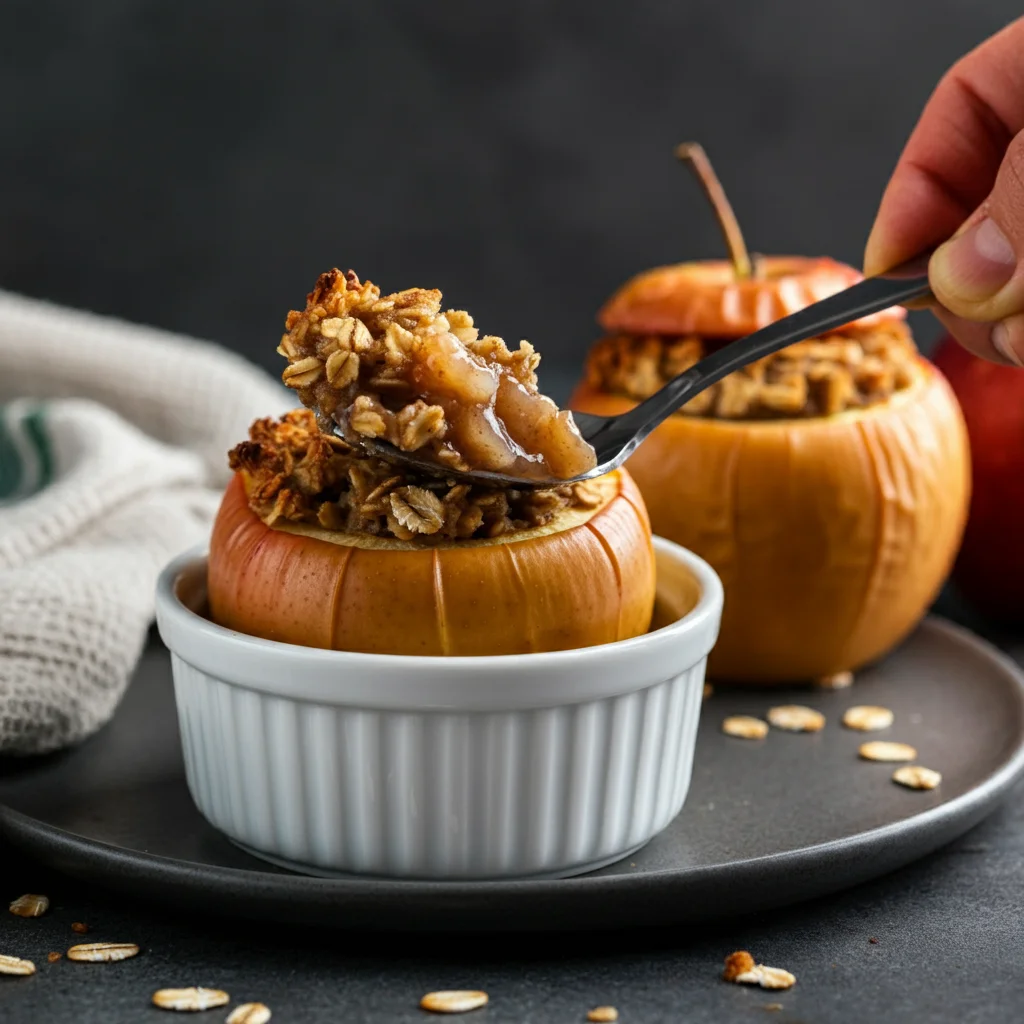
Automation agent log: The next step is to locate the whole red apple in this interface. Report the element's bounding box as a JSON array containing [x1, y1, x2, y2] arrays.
[[932, 336, 1024, 623]]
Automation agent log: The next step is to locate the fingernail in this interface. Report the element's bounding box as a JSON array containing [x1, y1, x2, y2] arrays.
[[931, 217, 1017, 302], [991, 322, 1024, 367]]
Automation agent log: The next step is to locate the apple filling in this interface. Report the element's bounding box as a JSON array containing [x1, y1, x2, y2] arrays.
[[279, 269, 597, 480], [229, 410, 603, 542], [585, 320, 918, 419]]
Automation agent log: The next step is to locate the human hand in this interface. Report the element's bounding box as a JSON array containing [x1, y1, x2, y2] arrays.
[[864, 17, 1024, 366]]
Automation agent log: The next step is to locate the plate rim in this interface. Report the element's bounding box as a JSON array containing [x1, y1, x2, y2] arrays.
[[3, 616, 1024, 927]]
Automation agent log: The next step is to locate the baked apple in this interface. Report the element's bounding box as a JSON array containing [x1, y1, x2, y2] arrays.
[[209, 272, 655, 655], [932, 336, 1024, 624], [571, 144, 970, 683]]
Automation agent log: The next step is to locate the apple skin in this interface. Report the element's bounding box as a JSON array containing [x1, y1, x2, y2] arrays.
[[932, 336, 1024, 623]]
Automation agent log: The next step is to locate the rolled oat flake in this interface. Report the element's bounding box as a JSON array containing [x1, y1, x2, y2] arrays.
[[153, 988, 231, 1012], [842, 705, 894, 731], [814, 670, 854, 690], [226, 1003, 272, 1024], [8, 894, 49, 918], [859, 740, 917, 762], [722, 715, 769, 740], [419, 990, 489, 1014], [735, 964, 797, 990], [892, 765, 942, 790], [67, 942, 140, 963], [0, 954, 35, 976], [767, 705, 825, 732]]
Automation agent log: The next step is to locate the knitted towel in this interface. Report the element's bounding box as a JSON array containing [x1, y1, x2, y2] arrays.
[[0, 290, 290, 755]]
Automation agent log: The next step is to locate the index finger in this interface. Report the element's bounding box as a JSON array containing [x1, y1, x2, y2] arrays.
[[864, 16, 1024, 276]]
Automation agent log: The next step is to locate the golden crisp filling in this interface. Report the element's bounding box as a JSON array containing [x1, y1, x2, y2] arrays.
[[279, 269, 597, 480], [585, 320, 918, 419], [230, 410, 603, 542]]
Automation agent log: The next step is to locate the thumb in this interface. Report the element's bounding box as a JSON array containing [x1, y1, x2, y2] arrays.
[[929, 128, 1024, 361]]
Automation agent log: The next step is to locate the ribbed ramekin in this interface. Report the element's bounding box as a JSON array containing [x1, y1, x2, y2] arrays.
[[155, 537, 722, 880]]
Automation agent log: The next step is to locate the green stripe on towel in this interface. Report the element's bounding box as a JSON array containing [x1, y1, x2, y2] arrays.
[[0, 410, 20, 498], [22, 405, 54, 491], [0, 401, 54, 502]]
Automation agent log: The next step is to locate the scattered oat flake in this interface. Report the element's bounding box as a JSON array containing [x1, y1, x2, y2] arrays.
[[722, 950, 755, 981], [0, 953, 35, 975], [735, 965, 797, 990], [767, 705, 825, 732], [71, 922, 89, 934], [226, 1003, 272, 1024], [763, 1005, 784, 1013], [419, 990, 489, 1014], [893, 765, 942, 790], [722, 715, 769, 740], [859, 740, 917, 762], [67, 942, 140, 962], [756, 966, 796, 990], [8, 894, 49, 918], [153, 988, 231, 1011], [842, 705, 894, 731], [587, 1008, 618, 1023], [815, 670, 854, 689], [47, 952, 62, 963]]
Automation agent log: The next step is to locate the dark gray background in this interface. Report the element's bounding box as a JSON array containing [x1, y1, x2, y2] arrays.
[[1, 1, 1019, 384]]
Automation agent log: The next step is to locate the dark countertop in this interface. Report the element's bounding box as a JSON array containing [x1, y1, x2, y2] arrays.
[[2, 595, 1023, 1023]]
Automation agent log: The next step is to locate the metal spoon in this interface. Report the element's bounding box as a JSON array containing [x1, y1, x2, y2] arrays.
[[339, 251, 934, 489]]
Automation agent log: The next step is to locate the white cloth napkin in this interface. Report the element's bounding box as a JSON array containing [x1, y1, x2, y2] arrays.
[[0, 290, 290, 754]]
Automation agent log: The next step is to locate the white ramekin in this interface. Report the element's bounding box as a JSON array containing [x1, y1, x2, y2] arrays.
[[155, 536, 722, 880]]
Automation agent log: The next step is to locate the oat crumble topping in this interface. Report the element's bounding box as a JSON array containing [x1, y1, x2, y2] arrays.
[[230, 410, 602, 542], [278, 268, 596, 479], [723, 950, 756, 981], [585, 320, 918, 419]]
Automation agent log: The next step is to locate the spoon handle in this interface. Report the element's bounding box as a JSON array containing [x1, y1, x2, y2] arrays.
[[623, 251, 935, 440]]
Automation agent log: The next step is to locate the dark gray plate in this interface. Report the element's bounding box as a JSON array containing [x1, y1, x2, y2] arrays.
[[1, 617, 1023, 933]]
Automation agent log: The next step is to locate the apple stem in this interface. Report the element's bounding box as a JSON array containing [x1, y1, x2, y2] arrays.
[[675, 142, 754, 280]]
